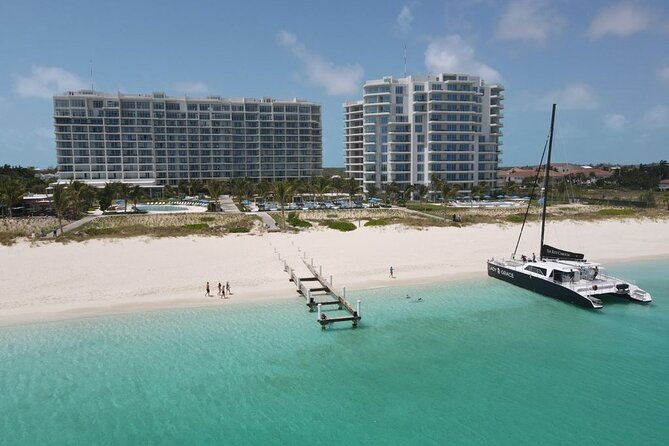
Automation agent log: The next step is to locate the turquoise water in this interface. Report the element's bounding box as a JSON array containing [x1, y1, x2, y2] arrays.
[[1, 260, 668, 445]]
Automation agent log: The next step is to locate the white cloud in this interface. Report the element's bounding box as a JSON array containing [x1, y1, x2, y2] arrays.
[[603, 113, 628, 131], [541, 82, 597, 110], [641, 104, 668, 129], [658, 66, 669, 83], [397, 5, 413, 33], [587, 2, 653, 39], [495, 0, 566, 42], [424, 35, 501, 82], [278, 31, 364, 96], [171, 81, 208, 94], [14, 66, 87, 99]]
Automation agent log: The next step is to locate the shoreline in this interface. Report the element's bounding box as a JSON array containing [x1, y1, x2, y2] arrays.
[[2, 219, 668, 328]]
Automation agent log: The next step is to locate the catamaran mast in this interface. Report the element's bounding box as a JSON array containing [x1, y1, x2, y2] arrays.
[[540, 104, 556, 259]]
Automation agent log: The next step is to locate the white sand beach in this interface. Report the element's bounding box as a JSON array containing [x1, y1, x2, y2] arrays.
[[1, 219, 668, 327]]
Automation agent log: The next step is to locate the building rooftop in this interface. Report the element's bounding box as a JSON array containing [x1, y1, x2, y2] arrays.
[[57, 90, 317, 104]]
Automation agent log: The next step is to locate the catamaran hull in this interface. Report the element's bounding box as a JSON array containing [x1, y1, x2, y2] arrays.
[[487, 261, 599, 309]]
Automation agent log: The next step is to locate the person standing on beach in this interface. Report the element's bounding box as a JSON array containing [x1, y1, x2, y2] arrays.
[[226, 281, 231, 295], [389, 266, 394, 278], [205, 282, 211, 297], [217, 282, 222, 296]]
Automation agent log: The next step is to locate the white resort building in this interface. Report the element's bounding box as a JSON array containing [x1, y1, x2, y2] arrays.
[[54, 91, 322, 189], [344, 73, 503, 193]]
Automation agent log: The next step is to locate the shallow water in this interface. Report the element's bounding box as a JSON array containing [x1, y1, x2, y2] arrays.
[[1, 260, 667, 445]]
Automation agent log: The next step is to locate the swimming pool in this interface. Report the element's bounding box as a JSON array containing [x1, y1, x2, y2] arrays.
[[135, 204, 188, 213]]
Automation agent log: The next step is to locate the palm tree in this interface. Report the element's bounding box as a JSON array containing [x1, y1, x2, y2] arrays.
[[243, 180, 255, 205], [366, 183, 378, 200], [52, 184, 69, 236], [255, 181, 271, 205], [206, 180, 226, 211], [190, 179, 204, 196], [439, 181, 460, 219], [312, 176, 330, 203], [416, 184, 430, 211], [384, 182, 400, 205], [230, 177, 248, 207], [97, 183, 115, 212], [68, 181, 96, 217], [272, 181, 294, 230], [402, 183, 415, 203], [470, 183, 486, 200], [344, 178, 360, 207], [114, 182, 132, 213], [331, 176, 344, 200], [163, 184, 175, 199], [0, 179, 25, 218], [129, 185, 144, 210], [177, 180, 190, 197], [502, 180, 518, 197]]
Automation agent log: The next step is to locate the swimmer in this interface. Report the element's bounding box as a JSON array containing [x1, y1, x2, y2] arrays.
[[417, 298, 423, 302], [405, 294, 411, 299]]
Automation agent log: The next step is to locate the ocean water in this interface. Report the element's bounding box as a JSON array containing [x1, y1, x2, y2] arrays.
[[1, 260, 668, 445]]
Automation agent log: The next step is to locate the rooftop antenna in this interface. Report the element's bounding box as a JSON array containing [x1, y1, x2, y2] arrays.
[[403, 43, 407, 77], [89, 56, 94, 90]]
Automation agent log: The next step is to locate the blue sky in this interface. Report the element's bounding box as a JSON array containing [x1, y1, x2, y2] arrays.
[[1, 0, 668, 168]]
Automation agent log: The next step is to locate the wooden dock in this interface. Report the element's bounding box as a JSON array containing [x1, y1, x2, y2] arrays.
[[280, 253, 362, 329]]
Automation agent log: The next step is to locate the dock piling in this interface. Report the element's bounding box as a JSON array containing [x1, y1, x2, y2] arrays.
[[282, 253, 362, 329]]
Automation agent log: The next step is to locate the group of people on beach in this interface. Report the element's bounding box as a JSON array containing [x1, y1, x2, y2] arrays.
[[205, 281, 231, 299]]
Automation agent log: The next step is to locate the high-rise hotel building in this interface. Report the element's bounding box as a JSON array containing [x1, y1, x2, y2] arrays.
[[344, 73, 503, 192], [54, 91, 322, 187]]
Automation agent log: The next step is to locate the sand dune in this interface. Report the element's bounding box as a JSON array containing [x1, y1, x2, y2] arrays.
[[1, 219, 668, 326]]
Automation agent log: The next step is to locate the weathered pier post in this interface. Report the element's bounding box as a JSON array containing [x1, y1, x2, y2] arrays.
[[353, 300, 361, 328], [318, 303, 326, 330]]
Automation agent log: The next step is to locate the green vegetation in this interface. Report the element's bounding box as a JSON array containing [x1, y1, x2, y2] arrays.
[[505, 214, 526, 223], [184, 223, 209, 230], [320, 220, 356, 232], [322, 167, 345, 178], [364, 218, 388, 227], [59, 214, 258, 242], [272, 181, 294, 230], [0, 217, 67, 246], [287, 211, 312, 228]]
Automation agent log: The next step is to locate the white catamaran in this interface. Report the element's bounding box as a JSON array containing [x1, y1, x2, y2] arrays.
[[487, 104, 652, 309]]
